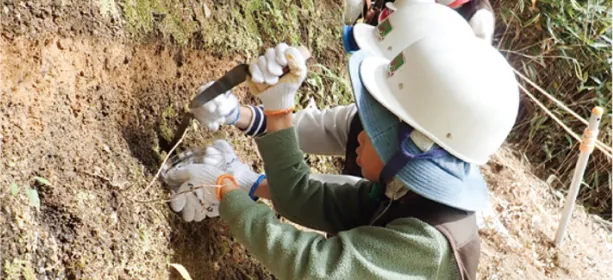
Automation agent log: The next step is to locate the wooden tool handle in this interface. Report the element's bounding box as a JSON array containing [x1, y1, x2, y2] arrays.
[[280, 45, 311, 74]]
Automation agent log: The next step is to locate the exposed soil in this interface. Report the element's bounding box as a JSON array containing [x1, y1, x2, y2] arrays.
[[1, 1, 272, 278], [478, 147, 611, 279], [0, 32, 276, 280], [1, 0, 610, 279]]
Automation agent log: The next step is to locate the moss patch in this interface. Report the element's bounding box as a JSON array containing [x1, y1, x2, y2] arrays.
[[116, 0, 352, 108]]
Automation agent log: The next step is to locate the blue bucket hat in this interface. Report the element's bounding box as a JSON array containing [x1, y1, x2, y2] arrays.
[[342, 25, 360, 54], [348, 50, 489, 211]]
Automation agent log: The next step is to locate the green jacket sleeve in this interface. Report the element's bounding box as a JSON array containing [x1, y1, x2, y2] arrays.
[[219, 191, 460, 280], [255, 127, 379, 233]]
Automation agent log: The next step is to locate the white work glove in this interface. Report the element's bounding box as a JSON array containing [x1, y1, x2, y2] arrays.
[[167, 164, 226, 222], [248, 43, 307, 114], [203, 139, 265, 199], [161, 148, 207, 188], [190, 81, 240, 132]]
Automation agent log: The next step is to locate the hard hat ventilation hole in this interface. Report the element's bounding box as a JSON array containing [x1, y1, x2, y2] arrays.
[[446, 133, 453, 139], [387, 46, 392, 52], [398, 83, 404, 90]]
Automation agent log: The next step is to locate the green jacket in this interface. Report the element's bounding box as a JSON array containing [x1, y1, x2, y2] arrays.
[[220, 127, 461, 280]]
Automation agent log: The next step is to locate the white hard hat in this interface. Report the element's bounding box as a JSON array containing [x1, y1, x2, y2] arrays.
[[343, 0, 365, 24], [353, 0, 475, 60], [359, 34, 519, 164]]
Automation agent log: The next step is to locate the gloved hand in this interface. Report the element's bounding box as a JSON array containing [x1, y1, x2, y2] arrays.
[[167, 164, 226, 222], [248, 43, 307, 114], [162, 141, 264, 222], [161, 148, 207, 188], [190, 81, 240, 132], [203, 139, 266, 200]]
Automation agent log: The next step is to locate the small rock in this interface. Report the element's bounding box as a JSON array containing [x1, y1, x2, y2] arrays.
[[32, 9, 42, 18], [60, 233, 74, 243], [56, 39, 65, 50], [110, 212, 118, 225], [3, 6, 9, 15], [203, 3, 211, 18]]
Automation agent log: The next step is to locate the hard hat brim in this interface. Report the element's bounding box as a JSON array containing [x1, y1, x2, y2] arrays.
[[352, 23, 385, 58], [348, 49, 490, 211]]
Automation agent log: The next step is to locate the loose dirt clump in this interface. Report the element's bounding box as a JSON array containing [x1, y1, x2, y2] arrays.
[[1, 0, 124, 40]]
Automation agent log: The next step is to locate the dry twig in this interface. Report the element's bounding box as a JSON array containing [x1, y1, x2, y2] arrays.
[[514, 69, 612, 154], [132, 183, 221, 204], [518, 84, 613, 159], [127, 127, 190, 197]]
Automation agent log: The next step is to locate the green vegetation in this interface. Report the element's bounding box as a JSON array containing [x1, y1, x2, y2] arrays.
[[120, 0, 197, 45], [496, 0, 612, 218], [3, 259, 36, 280], [117, 0, 352, 107]]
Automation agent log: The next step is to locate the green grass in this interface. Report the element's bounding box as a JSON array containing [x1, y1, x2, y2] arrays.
[[119, 0, 204, 45], [496, 0, 612, 218]]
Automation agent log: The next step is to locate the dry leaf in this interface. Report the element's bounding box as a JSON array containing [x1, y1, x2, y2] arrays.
[[26, 186, 40, 210], [203, 3, 211, 18], [170, 263, 193, 280], [34, 176, 51, 186], [10, 182, 19, 196]]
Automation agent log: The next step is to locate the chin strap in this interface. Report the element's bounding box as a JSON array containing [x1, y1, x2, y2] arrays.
[[378, 124, 447, 184]]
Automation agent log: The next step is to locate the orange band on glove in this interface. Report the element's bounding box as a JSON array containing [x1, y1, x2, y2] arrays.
[[216, 174, 238, 201], [264, 107, 295, 116]]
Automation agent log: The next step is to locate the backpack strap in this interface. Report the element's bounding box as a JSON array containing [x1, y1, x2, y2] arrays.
[[371, 195, 480, 280], [429, 214, 480, 280], [342, 113, 364, 177]]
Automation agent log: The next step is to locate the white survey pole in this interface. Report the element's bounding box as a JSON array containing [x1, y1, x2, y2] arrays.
[[554, 106, 604, 247]]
